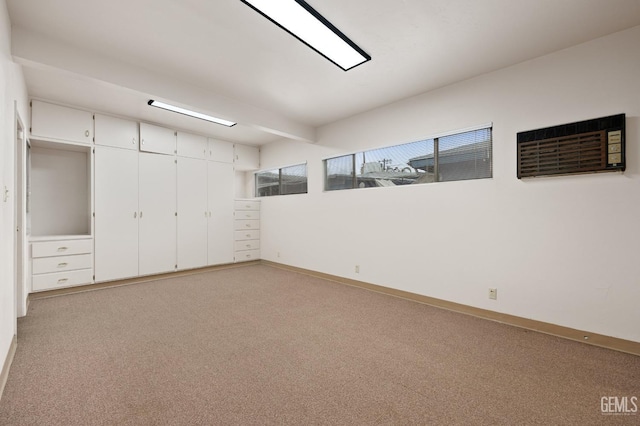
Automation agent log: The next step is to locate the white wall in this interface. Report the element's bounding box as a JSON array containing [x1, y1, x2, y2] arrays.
[[259, 25, 640, 343], [0, 0, 29, 371]]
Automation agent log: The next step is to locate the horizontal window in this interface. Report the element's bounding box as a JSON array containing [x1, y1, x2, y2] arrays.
[[324, 127, 492, 191], [256, 163, 307, 197]]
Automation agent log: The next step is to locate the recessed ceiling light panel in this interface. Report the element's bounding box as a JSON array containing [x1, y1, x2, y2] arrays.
[[148, 100, 236, 127], [241, 0, 371, 71]]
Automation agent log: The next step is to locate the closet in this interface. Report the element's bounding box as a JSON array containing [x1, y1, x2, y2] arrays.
[[138, 151, 177, 275], [29, 100, 260, 292], [94, 114, 139, 282], [176, 132, 208, 270], [29, 100, 93, 291]]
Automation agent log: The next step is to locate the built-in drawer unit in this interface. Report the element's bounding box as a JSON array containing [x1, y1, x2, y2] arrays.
[[234, 220, 260, 231], [235, 209, 260, 220], [234, 249, 260, 262], [234, 230, 260, 241], [234, 240, 260, 252], [234, 200, 260, 211], [32, 238, 93, 258], [31, 236, 94, 292], [32, 253, 93, 275], [32, 269, 94, 292], [234, 199, 260, 262]]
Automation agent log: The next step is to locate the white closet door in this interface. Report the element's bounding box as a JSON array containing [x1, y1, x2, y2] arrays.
[[233, 143, 259, 171], [139, 152, 177, 275], [208, 138, 234, 163], [207, 161, 235, 265], [31, 100, 93, 144], [95, 114, 139, 150], [94, 146, 139, 281], [177, 132, 207, 159], [177, 157, 208, 270], [140, 123, 176, 155]]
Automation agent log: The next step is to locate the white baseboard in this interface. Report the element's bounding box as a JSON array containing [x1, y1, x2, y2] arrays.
[[262, 260, 640, 357], [0, 335, 17, 403]]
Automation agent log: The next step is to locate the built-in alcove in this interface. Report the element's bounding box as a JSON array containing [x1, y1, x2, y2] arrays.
[[29, 140, 91, 237]]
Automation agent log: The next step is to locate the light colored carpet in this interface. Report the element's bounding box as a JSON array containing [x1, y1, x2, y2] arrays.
[[0, 264, 638, 425]]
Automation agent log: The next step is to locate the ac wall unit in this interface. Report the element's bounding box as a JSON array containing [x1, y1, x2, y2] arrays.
[[517, 114, 625, 178]]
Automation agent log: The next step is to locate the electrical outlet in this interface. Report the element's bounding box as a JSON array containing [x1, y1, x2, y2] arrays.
[[488, 288, 497, 300], [355, 265, 360, 273]]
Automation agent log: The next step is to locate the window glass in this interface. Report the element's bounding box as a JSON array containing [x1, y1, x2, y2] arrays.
[[323, 126, 492, 191], [281, 164, 308, 195], [357, 140, 434, 188], [256, 169, 280, 197], [325, 155, 354, 190], [256, 163, 308, 197], [438, 128, 492, 182]]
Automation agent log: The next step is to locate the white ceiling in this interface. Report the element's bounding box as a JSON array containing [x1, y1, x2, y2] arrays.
[[7, 0, 640, 145]]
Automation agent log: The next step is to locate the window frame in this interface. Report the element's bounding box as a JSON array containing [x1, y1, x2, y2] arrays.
[[323, 123, 492, 191], [255, 162, 308, 197]]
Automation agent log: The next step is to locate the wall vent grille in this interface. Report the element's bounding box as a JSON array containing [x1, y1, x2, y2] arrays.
[[517, 114, 625, 178]]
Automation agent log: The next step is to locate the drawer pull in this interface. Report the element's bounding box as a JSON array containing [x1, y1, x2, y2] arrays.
[[245, 224, 251, 228], [246, 234, 251, 237], [57, 263, 68, 268], [246, 244, 251, 248], [57, 246, 69, 252], [246, 254, 251, 258], [57, 278, 68, 284]]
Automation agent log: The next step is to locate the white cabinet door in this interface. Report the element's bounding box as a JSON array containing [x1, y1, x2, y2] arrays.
[[139, 152, 177, 275], [207, 161, 234, 265], [177, 157, 208, 270], [31, 100, 93, 144], [177, 132, 207, 159], [234, 144, 259, 170], [140, 122, 176, 155], [94, 146, 139, 281], [209, 138, 234, 163], [95, 114, 139, 150]]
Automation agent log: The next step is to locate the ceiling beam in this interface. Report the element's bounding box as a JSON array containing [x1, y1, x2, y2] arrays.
[[11, 26, 316, 143]]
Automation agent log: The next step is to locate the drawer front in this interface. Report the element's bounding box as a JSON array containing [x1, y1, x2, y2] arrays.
[[33, 254, 93, 275], [234, 249, 260, 262], [234, 230, 260, 241], [234, 240, 260, 251], [32, 269, 94, 292], [234, 200, 260, 211], [234, 220, 260, 230], [235, 210, 260, 220], [32, 239, 93, 258]]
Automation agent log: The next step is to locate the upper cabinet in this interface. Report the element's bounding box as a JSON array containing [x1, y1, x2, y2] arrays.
[[140, 122, 176, 155], [31, 100, 93, 145], [177, 131, 207, 159], [234, 143, 259, 171], [95, 114, 139, 150], [208, 138, 234, 163]]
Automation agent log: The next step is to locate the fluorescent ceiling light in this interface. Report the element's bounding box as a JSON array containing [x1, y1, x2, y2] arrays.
[[241, 0, 371, 71], [147, 100, 236, 127]]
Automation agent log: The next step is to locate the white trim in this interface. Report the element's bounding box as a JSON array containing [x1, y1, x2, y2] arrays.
[[0, 335, 17, 402]]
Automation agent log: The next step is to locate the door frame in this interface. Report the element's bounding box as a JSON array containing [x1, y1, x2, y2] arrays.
[[14, 102, 28, 318]]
